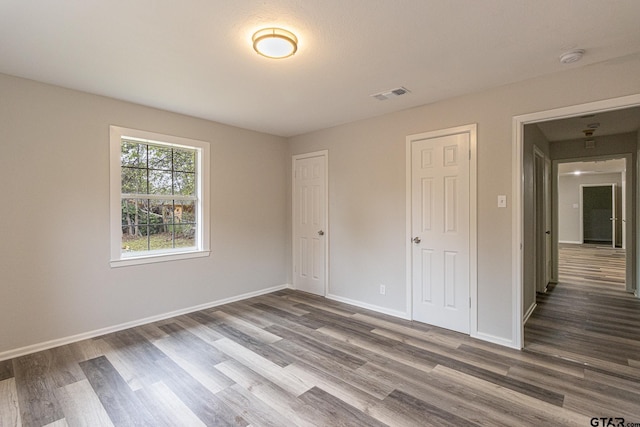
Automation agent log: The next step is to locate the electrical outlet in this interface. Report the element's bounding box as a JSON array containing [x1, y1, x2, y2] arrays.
[[379, 285, 386, 295]]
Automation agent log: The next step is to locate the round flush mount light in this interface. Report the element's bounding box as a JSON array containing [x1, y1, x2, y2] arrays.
[[252, 28, 298, 59], [559, 49, 585, 64]]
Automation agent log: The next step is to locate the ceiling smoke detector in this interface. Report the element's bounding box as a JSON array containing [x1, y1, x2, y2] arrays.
[[371, 87, 411, 101], [559, 49, 585, 64]]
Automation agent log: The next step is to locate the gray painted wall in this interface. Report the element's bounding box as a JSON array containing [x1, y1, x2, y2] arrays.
[[0, 73, 289, 355], [558, 173, 623, 244], [288, 57, 640, 344]]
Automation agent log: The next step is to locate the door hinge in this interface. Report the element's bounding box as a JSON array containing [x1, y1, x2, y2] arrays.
[[469, 150, 471, 160], [469, 298, 471, 308]]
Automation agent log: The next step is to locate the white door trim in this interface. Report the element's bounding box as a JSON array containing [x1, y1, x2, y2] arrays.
[[406, 124, 478, 336], [292, 150, 329, 295], [512, 93, 640, 349], [579, 183, 617, 246]]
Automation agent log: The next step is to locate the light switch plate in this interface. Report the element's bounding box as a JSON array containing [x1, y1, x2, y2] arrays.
[[498, 195, 507, 208]]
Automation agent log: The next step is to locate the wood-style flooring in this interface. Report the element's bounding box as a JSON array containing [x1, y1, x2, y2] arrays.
[[2, 248, 639, 426]]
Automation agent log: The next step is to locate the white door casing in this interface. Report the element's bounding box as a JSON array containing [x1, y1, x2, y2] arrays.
[[513, 94, 640, 349], [292, 151, 328, 296], [545, 156, 552, 285], [408, 125, 476, 334]]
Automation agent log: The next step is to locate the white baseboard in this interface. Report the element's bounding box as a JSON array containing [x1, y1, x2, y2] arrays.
[[0, 284, 290, 362], [523, 303, 537, 325], [326, 293, 411, 320], [559, 240, 582, 244], [472, 331, 520, 349]]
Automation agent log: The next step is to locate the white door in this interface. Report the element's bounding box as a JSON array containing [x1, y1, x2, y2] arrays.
[[293, 152, 327, 296], [411, 130, 471, 333]]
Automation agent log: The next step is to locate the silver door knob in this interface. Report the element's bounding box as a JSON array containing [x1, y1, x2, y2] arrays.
[[318, 230, 324, 236], [413, 237, 421, 244]]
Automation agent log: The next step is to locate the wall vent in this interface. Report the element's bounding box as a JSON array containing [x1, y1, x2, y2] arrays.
[[370, 86, 411, 101]]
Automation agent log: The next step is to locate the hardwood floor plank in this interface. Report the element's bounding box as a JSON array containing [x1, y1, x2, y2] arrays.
[[215, 302, 276, 329], [134, 381, 206, 427], [0, 360, 14, 381], [214, 359, 322, 427], [265, 324, 366, 370], [255, 294, 311, 316], [430, 365, 590, 426], [182, 309, 295, 368], [298, 386, 389, 427], [507, 364, 640, 414], [212, 311, 283, 344], [42, 419, 68, 427], [152, 356, 248, 427], [392, 370, 522, 426], [13, 349, 75, 427], [383, 389, 478, 427], [563, 393, 640, 421], [372, 328, 511, 375], [156, 322, 228, 364], [213, 337, 311, 396], [318, 325, 438, 373], [0, 378, 21, 427], [151, 337, 234, 394], [53, 379, 114, 427], [250, 302, 326, 330], [272, 339, 394, 400], [99, 329, 169, 390], [79, 356, 157, 426], [216, 383, 293, 427], [283, 361, 388, 422], [525, 343, 640, 382]]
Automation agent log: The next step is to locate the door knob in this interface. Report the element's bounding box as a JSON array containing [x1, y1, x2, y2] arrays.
[[318, 230, 324, 236], [545, 230, 551, 235], [413, 237, 421, 244]]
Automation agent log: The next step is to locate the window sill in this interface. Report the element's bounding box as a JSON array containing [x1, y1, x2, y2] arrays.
[[110, 250, 210, 268]]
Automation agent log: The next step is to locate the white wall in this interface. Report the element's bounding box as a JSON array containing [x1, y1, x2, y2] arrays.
[[288, 56, 640, 344], [0, 73, 289, 357], [558, 173, 622, 243]]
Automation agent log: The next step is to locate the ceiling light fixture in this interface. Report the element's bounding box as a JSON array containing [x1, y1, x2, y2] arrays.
[[252, 28, 298, 59], [559, 49, 585, 64]]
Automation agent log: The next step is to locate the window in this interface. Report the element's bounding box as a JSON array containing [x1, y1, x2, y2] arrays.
[[110, 126, 210, 267]]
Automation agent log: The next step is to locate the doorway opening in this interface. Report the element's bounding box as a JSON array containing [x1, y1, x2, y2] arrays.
[[512, 95, 640, 349]]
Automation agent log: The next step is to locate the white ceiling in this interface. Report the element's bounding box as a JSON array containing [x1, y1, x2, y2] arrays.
[[536, 107, 640, 142], [1, 1, 640, 137], [558, 159, 626, 176]]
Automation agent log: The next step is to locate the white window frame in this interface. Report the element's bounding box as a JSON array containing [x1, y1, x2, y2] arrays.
[[109, 126, 210, 267]]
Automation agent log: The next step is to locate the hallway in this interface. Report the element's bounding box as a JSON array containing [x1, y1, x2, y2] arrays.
[[525, 243, 639, 370]]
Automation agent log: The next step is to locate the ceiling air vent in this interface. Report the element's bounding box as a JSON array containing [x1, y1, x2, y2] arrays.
[[371, 86, 411, 101]]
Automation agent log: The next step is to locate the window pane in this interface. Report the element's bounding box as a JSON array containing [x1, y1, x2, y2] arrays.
[[121, 141, 147, 167], [173, 172, 195, 196], [121, 199, 149, 253], [179, 200, 196, 223], [174, 149, 195, 172], [174, 224, 196, 248], [148, 145, 172, 170], [121, 167, 147, 194], [149, 170, 172, 194]]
